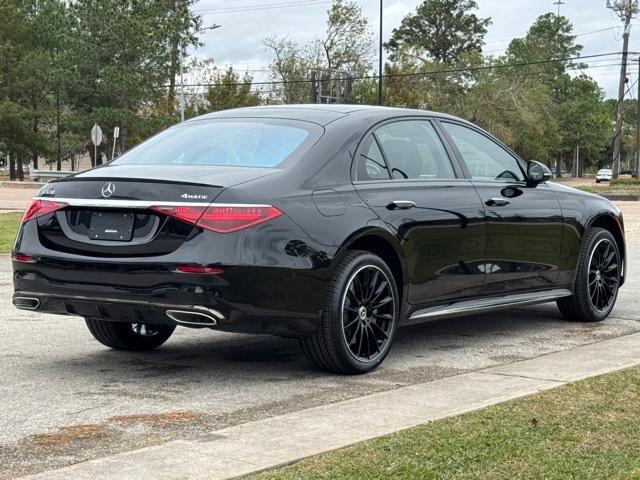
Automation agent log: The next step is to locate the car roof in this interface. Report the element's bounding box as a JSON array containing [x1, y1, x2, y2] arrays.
[[191, 104, 463, 127]]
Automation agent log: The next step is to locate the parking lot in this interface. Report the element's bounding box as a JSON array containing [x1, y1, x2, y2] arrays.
[[1, 201, 639, 479]]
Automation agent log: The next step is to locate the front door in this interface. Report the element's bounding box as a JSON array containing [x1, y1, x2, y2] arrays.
[[353, 119, 487, 306], [440, 121, 564, 294]]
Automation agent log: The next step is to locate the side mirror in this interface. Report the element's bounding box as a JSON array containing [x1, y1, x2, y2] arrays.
[[527, 161, 552, 185]]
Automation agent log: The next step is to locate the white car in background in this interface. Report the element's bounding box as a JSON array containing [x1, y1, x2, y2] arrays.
[[595, 168, 613, 183]]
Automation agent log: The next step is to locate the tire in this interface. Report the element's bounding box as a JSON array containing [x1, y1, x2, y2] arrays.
[[85, 318, 175, 351], [299, 251, 400, 374], [557, 227, 621, 322]]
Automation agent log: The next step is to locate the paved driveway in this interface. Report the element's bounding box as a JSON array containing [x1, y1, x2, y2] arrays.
[[1, 201, 639, 479]]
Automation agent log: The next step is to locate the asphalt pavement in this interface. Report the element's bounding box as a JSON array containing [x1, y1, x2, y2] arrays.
[[1, 242, 639, 478]]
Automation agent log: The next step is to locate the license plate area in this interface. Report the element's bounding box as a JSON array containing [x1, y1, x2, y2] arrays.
[[89, 212, 135, 241]]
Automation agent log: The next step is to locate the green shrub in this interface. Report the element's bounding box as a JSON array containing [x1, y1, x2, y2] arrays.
[[611, 178, 640, 186]]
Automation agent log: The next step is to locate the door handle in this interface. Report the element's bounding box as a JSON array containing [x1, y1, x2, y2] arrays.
[[387, 200, 416, 210], [485, 198, 510, 207]]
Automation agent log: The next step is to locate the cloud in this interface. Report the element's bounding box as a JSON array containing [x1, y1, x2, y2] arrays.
[[192, 0, 634, 98]]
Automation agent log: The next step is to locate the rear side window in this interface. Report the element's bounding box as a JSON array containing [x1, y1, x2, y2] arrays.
[[374, 120, 456, 180], [443, 122, 525, 182], [356, 136, 391, 181], [112, 120, 318, 168]]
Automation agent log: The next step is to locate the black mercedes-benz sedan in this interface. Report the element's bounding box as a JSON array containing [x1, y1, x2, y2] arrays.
[[12, 105, 626, 374]]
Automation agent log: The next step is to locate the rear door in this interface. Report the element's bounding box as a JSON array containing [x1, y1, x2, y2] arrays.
[[353, 118, 486, 306], [439, 121, 563, 294]]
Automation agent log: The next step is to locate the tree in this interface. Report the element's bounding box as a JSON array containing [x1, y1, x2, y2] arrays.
[[315, 0, 373, 74], [385, 0, 491, 64], [66, 0, 199, 163], [506, 13, 583, 84], [264, 0, 374, 104], [264, 37, 312, 104], [205, 67, 261, 112]]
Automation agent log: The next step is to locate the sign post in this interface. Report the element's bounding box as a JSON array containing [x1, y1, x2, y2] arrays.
[[111, 126, 120, 161], [90, 124, 103, 167]]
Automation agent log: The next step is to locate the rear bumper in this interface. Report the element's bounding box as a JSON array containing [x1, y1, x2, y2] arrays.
[[13, 262, 326, 337]]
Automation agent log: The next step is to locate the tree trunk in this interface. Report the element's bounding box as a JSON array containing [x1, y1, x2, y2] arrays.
[[17, 153, 24, 182], [121, 120, 128, 153], [56, 88, 62, 171], [32, 120, 39, 170], [105, 136, 113, 162], [555, 155, 562, 179], [9, 152, 16, 181]]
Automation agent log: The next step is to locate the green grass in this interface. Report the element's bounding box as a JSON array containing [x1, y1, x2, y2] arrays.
[[576, 183, 640, 196], [0, 212, 22, 253], [252, 366, 640, 480]]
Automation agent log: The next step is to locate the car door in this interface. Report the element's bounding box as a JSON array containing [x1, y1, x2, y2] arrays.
[[439, 121, 563, 294], [353, 118, 487, 306]]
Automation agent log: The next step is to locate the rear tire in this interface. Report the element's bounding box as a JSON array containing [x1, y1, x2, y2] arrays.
[[85, 318, 175, 350], [299, 251, 399, 374], [557, 227, 621, 322]]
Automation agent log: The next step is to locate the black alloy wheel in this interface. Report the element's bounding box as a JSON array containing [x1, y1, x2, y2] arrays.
[[300, 251, 399, 374], [587, 237, 620, 313], [341, 265, 395, 362], [557, 227, 621, 322]]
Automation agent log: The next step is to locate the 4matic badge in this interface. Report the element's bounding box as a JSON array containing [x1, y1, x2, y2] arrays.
[[181, 193, 209, 200]]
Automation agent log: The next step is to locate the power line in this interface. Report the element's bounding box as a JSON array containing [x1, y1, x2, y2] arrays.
[[169, 51, 632, 89]]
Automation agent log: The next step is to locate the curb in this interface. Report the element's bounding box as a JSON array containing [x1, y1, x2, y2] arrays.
[[602, 194, 640, 201], [0, 181, 45, 189]]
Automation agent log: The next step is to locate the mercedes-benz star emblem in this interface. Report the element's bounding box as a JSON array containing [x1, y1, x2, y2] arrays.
[[101, 182, 116, 198]]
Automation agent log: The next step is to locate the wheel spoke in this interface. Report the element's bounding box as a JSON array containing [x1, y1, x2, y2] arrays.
[[356, 325, 364, 357], [342, 265, 396, 362], [372, 296, 392, 310], [366, 270, 380, 301], [368, 325, 381, 353], [344, 316, 359, 330], [371, 322, 389, 340], [373, 313, 393, 322], [349, 323, 360, 345]]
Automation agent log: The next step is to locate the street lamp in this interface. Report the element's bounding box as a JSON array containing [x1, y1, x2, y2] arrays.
[[180, 24, 221, 122]]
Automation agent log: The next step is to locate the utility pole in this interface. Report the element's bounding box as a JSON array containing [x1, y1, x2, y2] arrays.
[[607, 0, 639, 179], [553, 1, 566, 177], [636, 56, 640, 178], [378, 0, 383, 106]]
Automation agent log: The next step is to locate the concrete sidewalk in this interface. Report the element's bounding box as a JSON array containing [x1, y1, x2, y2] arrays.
[[21, 332, 640, 480]]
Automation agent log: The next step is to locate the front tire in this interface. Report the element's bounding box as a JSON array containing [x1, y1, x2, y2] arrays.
[[300, 251, 399, 374], [85, 319, 175, 351], [557, 227, 621, 322]]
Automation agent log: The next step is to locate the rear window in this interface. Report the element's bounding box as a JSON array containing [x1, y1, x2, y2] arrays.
[[112, 119, 319, 168]]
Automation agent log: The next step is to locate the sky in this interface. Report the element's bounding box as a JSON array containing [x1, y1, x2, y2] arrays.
[[190, 0, 640, 99]]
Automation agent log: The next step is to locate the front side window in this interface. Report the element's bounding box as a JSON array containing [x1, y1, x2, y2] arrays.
[[374, 121, 456, 180], [112, 120, 317, 168], [442, 122, 525, 182]]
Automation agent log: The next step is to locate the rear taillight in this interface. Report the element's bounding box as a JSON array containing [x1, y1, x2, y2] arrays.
[[22, 199, 68, 223], [173, 265, 224, 274], [11, 252, 36, 263], [150, 204, 282, 234]]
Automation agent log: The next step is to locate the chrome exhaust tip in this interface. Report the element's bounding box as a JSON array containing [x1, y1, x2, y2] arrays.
[[166, 308, 222, 328], [13, 296, 40, 310]]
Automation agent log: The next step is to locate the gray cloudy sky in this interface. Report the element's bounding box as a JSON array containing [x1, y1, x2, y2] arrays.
[[190, 0, 640, 98]]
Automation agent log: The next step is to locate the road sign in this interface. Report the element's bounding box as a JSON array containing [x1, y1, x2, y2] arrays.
[[91, 124, 103, 146], [111, 127, 120, 160], [91, 124, 102, 168]]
